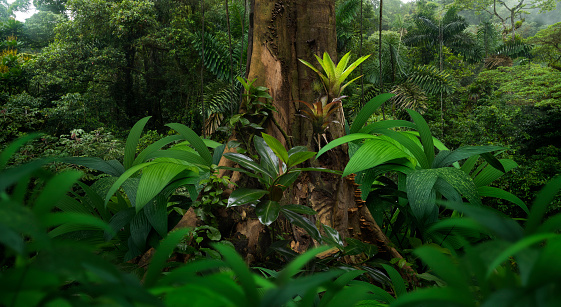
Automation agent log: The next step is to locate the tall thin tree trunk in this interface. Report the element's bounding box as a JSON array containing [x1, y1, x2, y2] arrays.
[[379, 0, 385, 119]]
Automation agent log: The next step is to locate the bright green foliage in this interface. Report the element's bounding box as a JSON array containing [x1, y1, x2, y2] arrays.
[[224, 133, 339, 226], [299, 51, 370, 99], [529, 22, 561, 71], [0, 135, 159, 307], [318, 94, 517, 230], [299, 98, 342, 135], [472, 64, 561, 107], [392, 175, 561, 306], [63, 117, 223, 260]]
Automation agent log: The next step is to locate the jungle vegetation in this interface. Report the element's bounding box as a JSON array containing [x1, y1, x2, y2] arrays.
[[1, 0, 561, 306]]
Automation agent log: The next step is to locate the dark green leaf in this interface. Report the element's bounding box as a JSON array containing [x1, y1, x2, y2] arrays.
[[350, 94, 395, 134], [261, 133, 289, 164], [124, 116, 151, 169], [282, 204, 317, 215], [281, 208, 321, 242], [167, 123, 213, 166], [256, 200, 281, 226], [254, 136, 279, 177], [227, 188, 268, 207]]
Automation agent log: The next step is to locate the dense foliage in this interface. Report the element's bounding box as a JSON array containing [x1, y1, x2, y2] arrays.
[[1, 0, 560, 305]]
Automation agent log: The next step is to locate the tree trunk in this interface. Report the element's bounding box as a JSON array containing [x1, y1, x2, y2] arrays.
[[217, 0, 400, 263]]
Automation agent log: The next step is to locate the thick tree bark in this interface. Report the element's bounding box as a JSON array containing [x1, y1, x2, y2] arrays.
[[220, 0, 396, 262]]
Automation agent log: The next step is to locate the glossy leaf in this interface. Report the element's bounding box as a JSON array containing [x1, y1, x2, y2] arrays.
[[281, 204, 317, 215], [254, 136, 279, 177], [261, 133, 288, 164], [227, 188, 268, 207], [281, 208, 321, 242], [256, 200, 281, 226], [408, 109, 435, 167], [223, 153, 274, 179], [287, 151, 316, 168]]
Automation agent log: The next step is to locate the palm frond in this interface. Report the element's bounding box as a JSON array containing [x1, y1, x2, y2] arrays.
[[191, 32, 247, 82], [409, 65, 456, 96], [391, 82, 428, 113]]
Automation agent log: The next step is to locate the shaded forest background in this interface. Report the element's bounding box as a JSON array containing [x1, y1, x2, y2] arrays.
[[2, 0, 560, 212], [1, 0, 561, 305]]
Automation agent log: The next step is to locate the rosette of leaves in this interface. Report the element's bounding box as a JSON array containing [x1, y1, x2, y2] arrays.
[[223, 133, 340, 226], [299, 97, 343, 135], [299, 51, 370, 99]]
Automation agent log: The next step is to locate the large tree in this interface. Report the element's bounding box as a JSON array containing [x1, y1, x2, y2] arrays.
[[212, 0, 400, 263], [454, 0, 557, 40]]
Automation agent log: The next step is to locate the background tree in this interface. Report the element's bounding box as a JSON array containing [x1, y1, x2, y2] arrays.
[[529, 22, 561, 71], [454, 0, 557, 40]]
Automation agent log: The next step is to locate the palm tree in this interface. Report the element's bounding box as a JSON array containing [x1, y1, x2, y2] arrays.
[[404, 7, 474, 134]]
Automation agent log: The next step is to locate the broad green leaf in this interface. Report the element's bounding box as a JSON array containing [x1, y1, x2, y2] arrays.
[[261, 133, 289, 164], [227, 188, 268, 207], [407, 109, 435, 167], [145, 150, 208, 168], [104, 162, 156, 207], [144, 228, 191, 287], [434, 146, 505, 168], [0, 224, 24, 254], [317, 133, 380, 158], [276, 172, 300, 189], [486, 233, 559, 277], [124, 116, 151, 169], [105, 208, 135, 241], [344, 138, 410, 176], [407, 169, 438, 220], [442, 201, 524, 242], [256, 200, 281, 226], [380, 264, 407, 297], [525, 175, 561, 234], [281, 208, 321, 242], [287, 151, 316, 168], [473, 159, 518, 187], [478, 186, 529, 215], [0, 159, 53, 192], [350, 93, 395, 134], [63, 157, 125, 177], [293, 167, 342, 175], [212, 144, 226, 165], [254, 136, 279, 177], [129, 210, 151, 253], [277, 245, 331, 284], [133, 135, 184, 165], [339, 54, 371, 84], [223, 153, 274, 179], [136, 163, 194, 212], [322, 225, 343, 248], [378, 129, 429, 168], [212, 243, 260, 306], [144, 199, 168, 237], [437, 167, 482, 206], [415, 246, 469, 290], [282, 204, 317, 215], [391, 287, 471, 307], [0, 133, 41, 170], [34, 170, 83, 216], [287, 146, 308, 156], [358, 119, 416, 134], [43, 212, 114, 237], [167, 123, 213, 166], [480, 152, 506, 173]]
